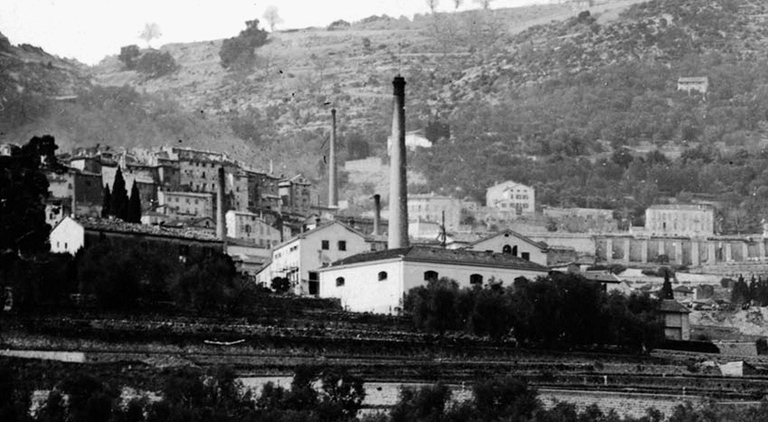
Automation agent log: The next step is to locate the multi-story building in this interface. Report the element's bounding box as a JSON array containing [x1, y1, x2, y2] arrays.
[[486, 181, 535, 216], [644, 204, 715, 237], [245, 170, 281, 212], [279, 174, 312, 216], [265, 220, 369, 295], [158, 191, 215, 221], [225, 210, 281, 248], [47, 168, 103, 217], [407, 193, 462, 231]]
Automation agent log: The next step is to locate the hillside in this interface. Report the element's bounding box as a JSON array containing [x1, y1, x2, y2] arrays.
[[6, 0, 768, 222]]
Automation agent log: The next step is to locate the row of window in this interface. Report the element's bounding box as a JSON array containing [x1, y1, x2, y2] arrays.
[[333, 271, 487, 287], [321, 240, 346, 251]]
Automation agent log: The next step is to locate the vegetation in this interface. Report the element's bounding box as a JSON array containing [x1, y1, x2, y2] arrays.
[[404, 273, 663, 352], [117, 45, 178, 78], [219, 19, 269, 69], [730, 274, 768, 305]]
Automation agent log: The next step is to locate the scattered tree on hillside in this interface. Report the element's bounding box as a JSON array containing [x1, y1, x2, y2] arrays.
[[118, 44, 141, 69], [453, 0, 463, 10], [426, 0, 440, 14], [262, 5, 284, 32], [134, 49, 178, 78], [473, 0, 493, 10], [220, 19, 269, 69], [139, 22, 162, 48]]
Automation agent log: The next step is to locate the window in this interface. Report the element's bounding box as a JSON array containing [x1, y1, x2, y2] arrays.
[[321, 240, 330, 250], [470, 274, 483, 285], [338, 240, 347, 251], [502, 245, 512, 254], [336, 277, 345, 287], [378, 271, 388, 281], [424, 271, 438, 282], [521, 252, 530, 261]]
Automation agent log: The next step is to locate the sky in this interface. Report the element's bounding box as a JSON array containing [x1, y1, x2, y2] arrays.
[[0, 0, 547, 65]]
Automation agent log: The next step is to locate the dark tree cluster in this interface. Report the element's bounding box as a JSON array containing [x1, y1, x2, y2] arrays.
[[101, 166, 141, 223], [118, 45, 178, 78], [219, 19, 269, 69], [730, 274, 768, 305], [403, 273, 664, 352]]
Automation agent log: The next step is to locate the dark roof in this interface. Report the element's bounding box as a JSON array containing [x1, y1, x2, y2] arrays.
[[327, 246, 548, 272], [466, 229, 548, 251], [75, 216, 222, 243], [660, 299, 691, 314], [580, 272, 621, 283]]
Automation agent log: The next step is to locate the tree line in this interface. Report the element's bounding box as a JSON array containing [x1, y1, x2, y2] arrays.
[[4, 364, 768, 422], [403, 273, 664, 353]]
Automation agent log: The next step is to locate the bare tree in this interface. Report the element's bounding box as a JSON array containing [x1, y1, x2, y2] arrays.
[[426, 0, 440, 14], [453, 0, 463, 10], [473, 0, 493, 9], [262, 5, 284, 32], [139, 22, 162, 48]]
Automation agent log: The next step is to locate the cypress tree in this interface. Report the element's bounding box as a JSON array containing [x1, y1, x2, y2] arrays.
[[101, 184, 112, 218], [128, 183, 142, 223], [110, 166, 129, 220], [660, 268, 674, 300]]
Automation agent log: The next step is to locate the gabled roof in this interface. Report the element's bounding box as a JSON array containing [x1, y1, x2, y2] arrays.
[[466, 229, 548, 251], [68, 216, 222, 243], [274, 220, 365, 250], [325, 246, 548, 272], [660, 299, 691, 314]]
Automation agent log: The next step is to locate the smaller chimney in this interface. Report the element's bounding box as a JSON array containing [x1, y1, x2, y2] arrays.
[[216, 167, 226, 240], [372, 194, 381, 236]]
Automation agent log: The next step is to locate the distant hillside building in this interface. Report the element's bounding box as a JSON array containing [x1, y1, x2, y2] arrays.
[[677, 77, 709, 95], [225, 210, 280, 248], [486, 181, 535, 216], [407, 193, 462, 231], [464, 229, 548, 266], [279, 174, 312, 216], [644, 204, 715, 237], [158, 191, 215, 221]]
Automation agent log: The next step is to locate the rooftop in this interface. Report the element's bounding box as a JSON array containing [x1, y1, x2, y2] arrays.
[[74, 216, 222, 243], [326, 246, 549, 272], [659, 299, 691, 313]]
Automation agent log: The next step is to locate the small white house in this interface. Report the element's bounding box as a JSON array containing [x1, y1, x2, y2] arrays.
[[319, 246, 548, 314], [486, 181, 535, 215], [50, 216, 85, 255], [464, 229, 548, 266], [268, 220, 370, 295]]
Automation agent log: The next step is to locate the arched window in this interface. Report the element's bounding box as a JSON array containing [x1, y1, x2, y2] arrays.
[[336, 277, 345, 287], [424, 271, 438, 282], [378, 271, 388, 281], [502, 245, 512, 254], [470, 274, 483, 285]]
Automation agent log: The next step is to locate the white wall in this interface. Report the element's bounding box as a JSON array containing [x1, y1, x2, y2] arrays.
[[49, 217, 84, 255], [320, 260, 403, 313], [402, 261, 545, 292]]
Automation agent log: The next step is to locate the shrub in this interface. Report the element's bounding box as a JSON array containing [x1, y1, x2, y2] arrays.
[[134, 49, 178, 77]]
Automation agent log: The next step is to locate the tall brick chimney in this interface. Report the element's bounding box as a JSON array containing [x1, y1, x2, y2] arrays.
[[216, 166, 226, 240], [372, 194, 381, 236], [388, 76, 408, 249], [329, 108, 338, 209]]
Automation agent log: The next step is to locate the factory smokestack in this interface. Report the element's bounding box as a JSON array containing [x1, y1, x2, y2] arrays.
[[388, 76, 408, 249], [329, 108, 338, 208], [216, 166, 226, 240], [372, 194, 381, 236]]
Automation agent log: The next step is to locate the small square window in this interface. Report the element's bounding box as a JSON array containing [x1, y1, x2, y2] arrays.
[[321, 240, 329, 250], [338, 241, 346, 251], [336, 277, 345, 287]]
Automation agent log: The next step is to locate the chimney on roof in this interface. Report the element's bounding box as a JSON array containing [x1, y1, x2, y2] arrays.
[[328, 108, 338, 209], [372, 194, 381, 236], [388, 76, 408, 249], [216, 167, 226, 240]]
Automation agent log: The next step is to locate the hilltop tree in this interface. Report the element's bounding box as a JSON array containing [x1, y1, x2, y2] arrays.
[[139, 22, 162, 48], [262, 5, 283, 32], [473, 0, 493, 9], [118, 44, 141, 70], [220, 19, 269, 69]]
